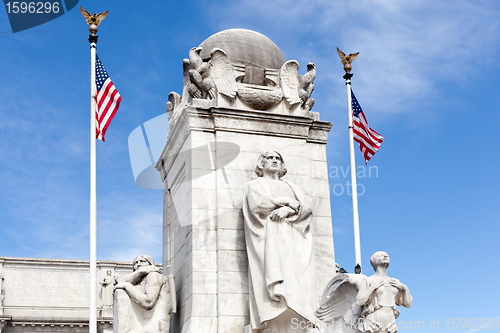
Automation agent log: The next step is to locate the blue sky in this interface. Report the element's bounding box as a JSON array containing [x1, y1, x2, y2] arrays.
[[1, 0, 499, 331]]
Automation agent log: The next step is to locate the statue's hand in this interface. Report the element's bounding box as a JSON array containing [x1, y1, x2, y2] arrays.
[[287, 199, 300, 212], [389, 278, 403, 290], [275, 197, 300, 212], [371, 279, 384, 290], [137, 265, 162, 275], [270, 206, 295, 221]]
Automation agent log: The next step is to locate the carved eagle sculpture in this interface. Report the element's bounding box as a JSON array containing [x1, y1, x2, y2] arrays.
[[298, 62, 316, 111], [209, 48, 238, 99], [186, 47, 216, 100], [316, 273, 367, 333], [280, 60, 316, 111], [337, 48, 359, 74], [165, 59, 191, 121], [79, 7, 108, 26]]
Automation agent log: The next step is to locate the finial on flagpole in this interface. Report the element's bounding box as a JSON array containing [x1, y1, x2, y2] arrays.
[[80, 7, 108, 41], [81, 7, 107, 333], [337, 48, 359, 79], [338, 47, 363, 274]]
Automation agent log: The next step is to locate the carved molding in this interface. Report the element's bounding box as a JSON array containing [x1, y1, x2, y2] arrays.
[[156, 106, 332, 179], [213, 115, 309, 138], [0, 317, 100, 332]]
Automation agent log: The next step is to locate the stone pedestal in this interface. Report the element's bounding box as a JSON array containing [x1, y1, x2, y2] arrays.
[[156, 29, 337, 333], [157, 104, 335, 333]]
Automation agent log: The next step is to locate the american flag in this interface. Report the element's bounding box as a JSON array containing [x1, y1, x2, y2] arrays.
[[95, 54, 121, 141], [351, 90, 384, 164]]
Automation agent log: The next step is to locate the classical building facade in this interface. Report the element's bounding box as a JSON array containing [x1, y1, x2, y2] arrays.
[[0, 257, 134, 333]]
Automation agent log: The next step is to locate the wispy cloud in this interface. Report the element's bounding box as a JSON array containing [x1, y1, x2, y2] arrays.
[[205, 0, 500, 114], [96, 193, 163, 263]]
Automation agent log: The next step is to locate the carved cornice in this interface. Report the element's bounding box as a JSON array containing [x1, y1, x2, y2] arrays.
[[2, 317, 112, 328], [156, 106, 332, 181], [212, 110, 309, 139], [0, 257, 132, 270], [308, 121, 332, 144]]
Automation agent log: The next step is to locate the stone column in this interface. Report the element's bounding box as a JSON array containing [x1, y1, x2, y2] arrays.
[[157, 103, 336, 333]]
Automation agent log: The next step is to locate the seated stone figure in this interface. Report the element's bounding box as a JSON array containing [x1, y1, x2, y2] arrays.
[[114, 255, 176, 333]]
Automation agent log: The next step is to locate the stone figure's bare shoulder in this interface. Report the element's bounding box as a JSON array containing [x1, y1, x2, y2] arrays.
[[144, 271, 165, 286]]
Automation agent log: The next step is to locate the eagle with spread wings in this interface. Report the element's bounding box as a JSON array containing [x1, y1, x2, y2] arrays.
[[337, 48, 359, 74], [80, 7, 108, 26]]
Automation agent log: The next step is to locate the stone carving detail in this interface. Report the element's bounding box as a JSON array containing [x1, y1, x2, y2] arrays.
[[237, 86, 283, 110], [100, 270, 117, 308], [210, 48, 238, 99], [243, 151, 318, 332], [186, 47, 215, 100], [308, 128, 329, 143], [316, 251, 412, 333], [166, 32, 317, 121], [280, 61, 316, 111], [113, 255, 176, 333], [213, 117, 309, 138]]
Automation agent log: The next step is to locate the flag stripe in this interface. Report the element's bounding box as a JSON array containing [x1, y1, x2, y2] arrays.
[[354, 112, 384, 141], [98, 96, 121, 140], [351, 90, 384, 164], [353, 128, 382, 152], [95, 54, 121, 142], [97, 85, 119, 123], [353, 125, 382, 148]]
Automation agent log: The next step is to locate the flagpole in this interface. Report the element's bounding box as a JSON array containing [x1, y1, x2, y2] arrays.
[[344, 72, 362, 274], [88, 25, 98, 333]]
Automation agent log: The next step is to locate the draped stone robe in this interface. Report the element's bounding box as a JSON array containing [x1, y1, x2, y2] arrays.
[[243, 177, 318, 332]]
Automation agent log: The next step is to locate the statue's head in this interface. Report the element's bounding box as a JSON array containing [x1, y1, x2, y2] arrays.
[[133, 255, 155, 271], [370, 251, 390, 271], [106, 270, 112, 275], [255, 150, 287, 178]]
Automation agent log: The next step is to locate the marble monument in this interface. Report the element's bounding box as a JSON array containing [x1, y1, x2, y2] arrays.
[[156, 29, 335, 333]]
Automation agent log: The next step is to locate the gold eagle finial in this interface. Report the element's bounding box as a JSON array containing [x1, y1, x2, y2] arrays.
[[80, 7, 108, 35], [337, 48, 359, 74]]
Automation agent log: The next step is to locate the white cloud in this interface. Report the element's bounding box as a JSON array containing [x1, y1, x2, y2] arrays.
[[96, 194, 163, 263], [205, 0, 500, 114]]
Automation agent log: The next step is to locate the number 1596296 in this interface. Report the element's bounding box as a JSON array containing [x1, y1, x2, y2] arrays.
[[445, 318, 498, 330], [5, 2, 60, 14]]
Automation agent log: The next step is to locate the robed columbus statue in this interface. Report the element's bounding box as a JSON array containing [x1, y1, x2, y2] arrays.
[[243, 150, 318, 332]]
